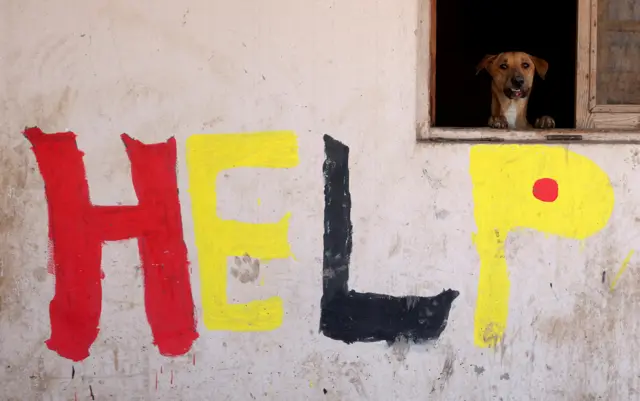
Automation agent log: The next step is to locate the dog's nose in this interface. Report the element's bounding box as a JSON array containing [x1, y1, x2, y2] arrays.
[[512, 76, 525, 87]]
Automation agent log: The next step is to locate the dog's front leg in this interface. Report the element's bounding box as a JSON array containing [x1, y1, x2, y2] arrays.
[[534, 116, 555, 129], [488, 115, 509, 129]]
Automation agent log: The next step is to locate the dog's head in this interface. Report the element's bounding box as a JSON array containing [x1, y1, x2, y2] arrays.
[[476, 52, 548, 100]]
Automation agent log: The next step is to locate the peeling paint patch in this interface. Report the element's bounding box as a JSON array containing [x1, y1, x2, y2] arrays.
[[472, 365, 485, 375]]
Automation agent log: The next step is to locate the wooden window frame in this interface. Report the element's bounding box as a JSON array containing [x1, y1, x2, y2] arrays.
[[416, 0, 640, 144]]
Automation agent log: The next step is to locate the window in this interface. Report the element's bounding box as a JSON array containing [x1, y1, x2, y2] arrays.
[[578, 0, 640, 129], [416, 0, 640, 142]]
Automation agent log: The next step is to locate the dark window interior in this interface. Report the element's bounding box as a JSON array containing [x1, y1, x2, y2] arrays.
[[434, 0, 577, 128]]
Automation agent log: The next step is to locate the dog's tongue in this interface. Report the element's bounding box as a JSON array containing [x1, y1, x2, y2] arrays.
[[513, 90, 522, 98]]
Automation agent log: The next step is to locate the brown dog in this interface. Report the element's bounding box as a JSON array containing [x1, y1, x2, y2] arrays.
[[476, 52, 555, 130]]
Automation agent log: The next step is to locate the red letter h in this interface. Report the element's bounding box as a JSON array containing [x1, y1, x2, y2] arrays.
[[25, 127, 198, 362]]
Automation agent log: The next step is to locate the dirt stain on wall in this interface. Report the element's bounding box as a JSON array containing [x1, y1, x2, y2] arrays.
[[0, 139, 35, 322], [536, 252, 640, 399]]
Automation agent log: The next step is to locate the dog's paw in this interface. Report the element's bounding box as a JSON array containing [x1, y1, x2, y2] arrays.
[[534, 116, 555, 129], [489, 116, 509, 129]]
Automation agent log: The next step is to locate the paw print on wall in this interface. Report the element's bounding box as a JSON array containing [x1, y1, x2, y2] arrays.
[[230, 253, 260, 284]]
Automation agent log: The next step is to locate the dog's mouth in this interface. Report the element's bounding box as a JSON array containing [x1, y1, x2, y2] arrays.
[[504, 88, 528, 99]]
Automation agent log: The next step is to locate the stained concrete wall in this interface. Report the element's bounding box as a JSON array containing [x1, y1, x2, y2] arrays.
[[2, 1, 640, 401]]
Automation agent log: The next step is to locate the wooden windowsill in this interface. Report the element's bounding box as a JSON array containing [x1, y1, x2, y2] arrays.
[[418, 127, 640, 144]]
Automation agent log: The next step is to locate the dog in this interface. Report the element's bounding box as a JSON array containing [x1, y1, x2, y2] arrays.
[[476, 52, 555, 130]]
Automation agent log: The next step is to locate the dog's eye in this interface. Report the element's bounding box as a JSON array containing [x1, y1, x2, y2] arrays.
[[522, 62, 530, 69], [499, 63, 508, 70]]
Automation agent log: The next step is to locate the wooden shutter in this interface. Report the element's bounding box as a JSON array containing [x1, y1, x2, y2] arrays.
[[576, 0, 640, 129]]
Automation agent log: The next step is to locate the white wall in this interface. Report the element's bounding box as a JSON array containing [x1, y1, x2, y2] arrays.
[[2, 1, 640, 400]]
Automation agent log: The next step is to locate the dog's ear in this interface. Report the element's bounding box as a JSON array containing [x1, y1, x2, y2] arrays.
[[531, 56, 549, 79], [476, 54, 498, 75]]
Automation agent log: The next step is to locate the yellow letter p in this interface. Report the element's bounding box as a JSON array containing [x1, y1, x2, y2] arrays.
[[469, 145, 614, 347]]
